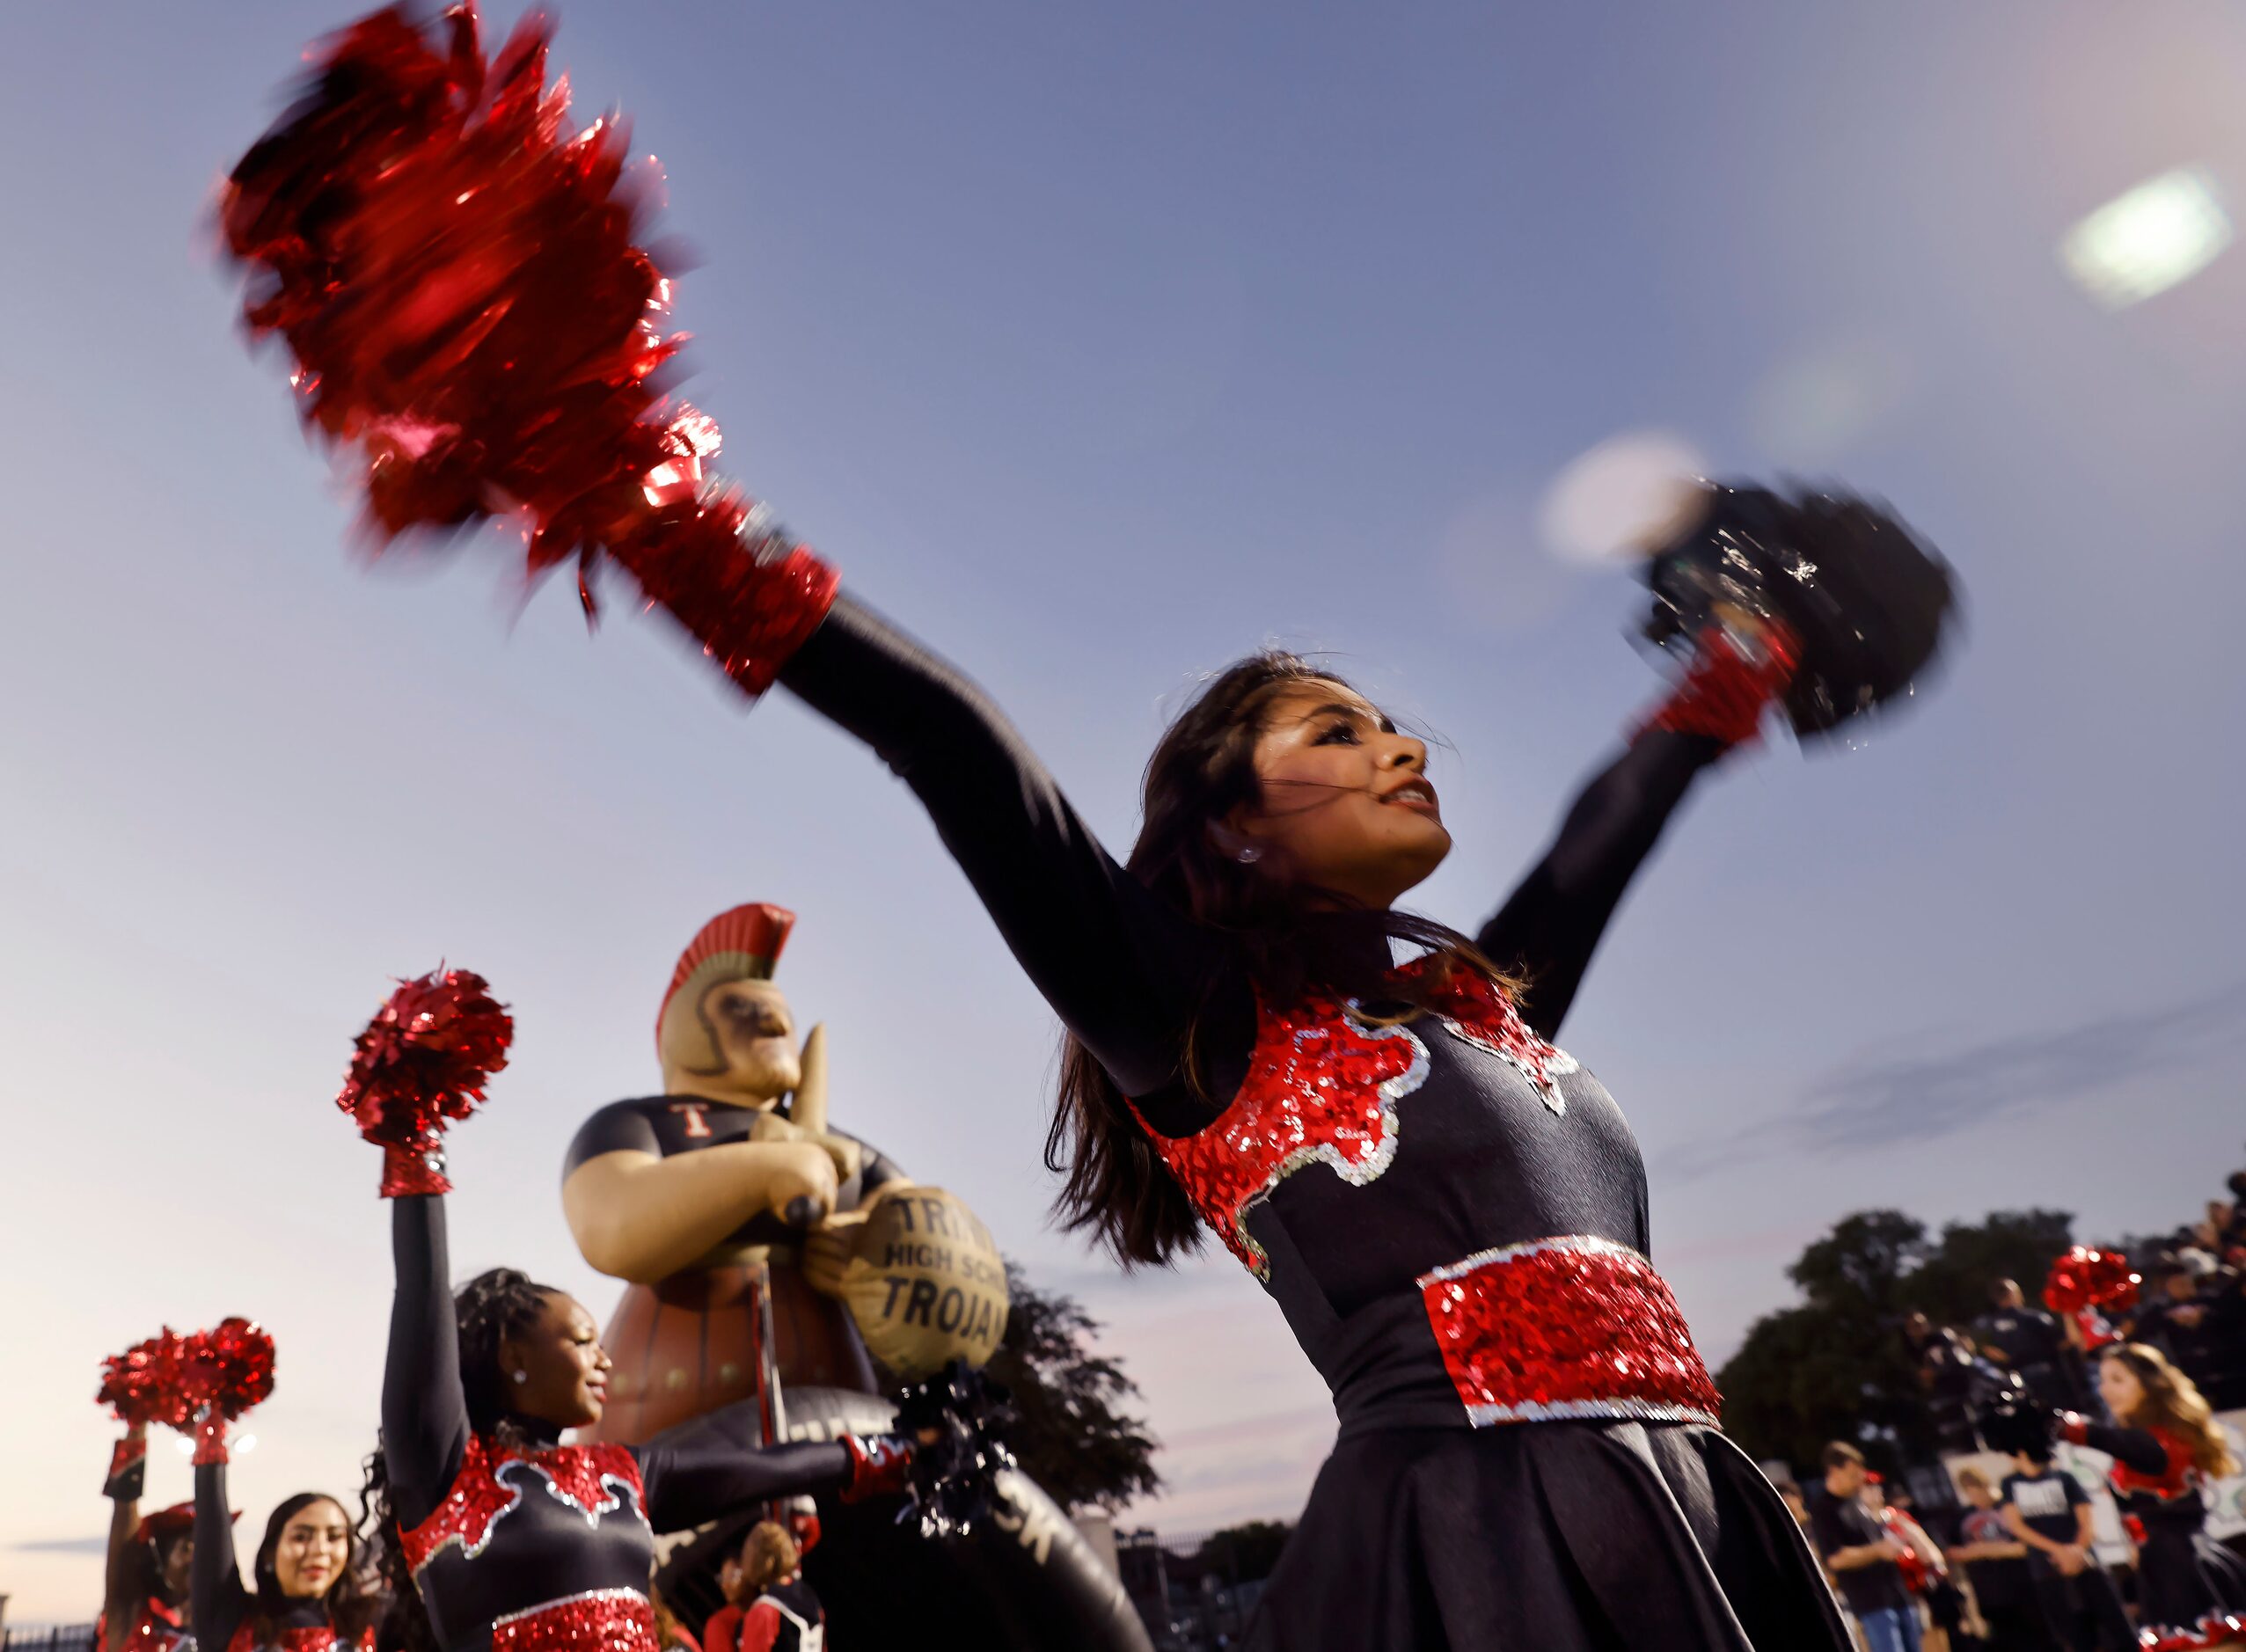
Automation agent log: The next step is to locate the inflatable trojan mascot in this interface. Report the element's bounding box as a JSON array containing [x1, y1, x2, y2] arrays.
[[562, 903, 1146, 1651]]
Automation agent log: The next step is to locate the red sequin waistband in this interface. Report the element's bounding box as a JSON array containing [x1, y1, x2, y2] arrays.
[[490, 1589, 656, 1652], [1417, 1236, 1722, 1427]]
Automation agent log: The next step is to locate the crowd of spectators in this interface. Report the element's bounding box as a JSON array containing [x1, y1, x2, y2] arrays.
[[1908, 1173, 2246, 1455], [1770, 1164, 2246, 1650]]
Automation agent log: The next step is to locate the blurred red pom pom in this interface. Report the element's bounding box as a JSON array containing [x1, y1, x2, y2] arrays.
[[219, 4, 836, 695], [2041, 1246, 2140, 1317], [222, 4, 720, 578], [337, 968, 512, 1151], [98, 1330, 191, 1428], [179, 1319, 278, 1422]]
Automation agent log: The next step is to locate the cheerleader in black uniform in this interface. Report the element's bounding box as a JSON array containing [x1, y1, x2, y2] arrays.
[[190, 1463, 378, 1652], [99, 1425, 196, 1652], [217, 17, 1951, 1645], [359, 1174, 919, 1652], [538, 479, 1945, 1650], [2060, 1344, 2246, 1648]]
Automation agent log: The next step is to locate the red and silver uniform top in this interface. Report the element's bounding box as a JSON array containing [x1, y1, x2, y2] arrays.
[[1138, 958, 1721, 1431], [400, 1435, 662, 1652]]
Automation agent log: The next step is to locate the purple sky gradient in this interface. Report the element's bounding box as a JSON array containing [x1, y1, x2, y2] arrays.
[[4, 0, 2244, 1619]]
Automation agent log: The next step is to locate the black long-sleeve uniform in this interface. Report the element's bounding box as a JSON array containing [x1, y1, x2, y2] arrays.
[[2070, 1418, 2246, 1643], [772, 595, 1850, 1650], [191, 1465, 340, 1652], [381, 1195, 860, 1652]]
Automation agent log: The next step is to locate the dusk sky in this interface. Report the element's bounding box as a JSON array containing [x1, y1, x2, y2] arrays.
[[4, 0, 2244, 1622]]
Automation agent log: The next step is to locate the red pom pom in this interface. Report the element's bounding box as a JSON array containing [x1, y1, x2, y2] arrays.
[[179, 1318, 278, 1423], [98, 1330, 191, 1428], [2041, 1246, 2140, 1316], [220, 4, 837, 693], [338, 968, 512, 1192]]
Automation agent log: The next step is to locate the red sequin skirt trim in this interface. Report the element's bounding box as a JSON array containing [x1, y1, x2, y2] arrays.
[[1417, 1235, 1723, 1427], [490, 1589, 658, 1652], [2139, 1614, 2246, 1650]]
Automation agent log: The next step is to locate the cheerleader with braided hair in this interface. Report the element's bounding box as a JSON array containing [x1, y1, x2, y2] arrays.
[[362, 1195, 918, 1652]]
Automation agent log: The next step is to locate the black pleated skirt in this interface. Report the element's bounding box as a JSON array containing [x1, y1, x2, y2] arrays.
[[2137, 1524, 2246, 1641], [1244, 1419, 1851, 1650]]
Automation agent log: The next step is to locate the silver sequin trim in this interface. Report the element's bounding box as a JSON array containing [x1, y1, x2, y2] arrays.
[[492, 1588, 649, 1630], [1231, 1009, 1430, 1282]]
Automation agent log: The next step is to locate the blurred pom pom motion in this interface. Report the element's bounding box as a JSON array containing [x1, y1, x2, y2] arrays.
[[1641, 482, 1958, 741], [220, 2, 832, 696]]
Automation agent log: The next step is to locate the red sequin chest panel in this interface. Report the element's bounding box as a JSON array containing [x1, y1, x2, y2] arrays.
[[1418, 1235, 1722, 1426], [400, 1436, 649, 1575], [1134, 961, 1577, 1282], [493, 1589, 657, 1652], [2108, 1432, 2201, 1504]]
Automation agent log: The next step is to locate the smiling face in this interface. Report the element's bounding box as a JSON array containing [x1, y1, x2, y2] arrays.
[[501, 1291, 613, 1429], [272, 1499, 350, 1598], [1231, 680, 1452, 910]]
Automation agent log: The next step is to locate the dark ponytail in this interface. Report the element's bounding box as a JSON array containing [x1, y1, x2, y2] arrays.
[[1049, 650, 1514, 1267], [359, 1268, 560, 1652]]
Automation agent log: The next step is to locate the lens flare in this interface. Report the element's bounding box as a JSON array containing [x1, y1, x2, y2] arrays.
[[2060, 167, 2232, 309]]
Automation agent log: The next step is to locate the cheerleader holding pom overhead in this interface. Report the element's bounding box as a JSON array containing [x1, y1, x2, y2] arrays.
[[221, 12, 1960, 1646], [180, 1321, 381, 1652], [340, 969, 920, 1652]]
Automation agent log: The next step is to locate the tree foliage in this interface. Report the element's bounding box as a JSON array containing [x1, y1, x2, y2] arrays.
[[982, 1259, 1162, 1512], [1717, 1207, 2076, 1477]]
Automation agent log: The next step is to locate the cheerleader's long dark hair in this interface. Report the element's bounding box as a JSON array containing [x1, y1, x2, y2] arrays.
[[359, 1267, 559, 1652], [1049, 649, 1517, 1268], [245, 1493, 382, 1647]]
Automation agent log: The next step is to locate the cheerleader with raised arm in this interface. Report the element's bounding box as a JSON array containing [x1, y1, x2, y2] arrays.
[[2059, 1344, 2246, 1649]]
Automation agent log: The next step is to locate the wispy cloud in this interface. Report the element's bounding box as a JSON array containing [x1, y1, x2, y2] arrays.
[[13, 1534, 106, 1554], [1663, 985, 2246, 1181]]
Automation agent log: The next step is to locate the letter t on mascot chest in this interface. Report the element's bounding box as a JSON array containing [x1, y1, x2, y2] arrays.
[[560, 903, 1007, 1448]]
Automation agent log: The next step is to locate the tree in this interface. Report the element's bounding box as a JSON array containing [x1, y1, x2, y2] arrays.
[[1717, 1207, 2078, 1477], [981, 1259, 1162, 1512], [1908, 1209, 2076, 1327]]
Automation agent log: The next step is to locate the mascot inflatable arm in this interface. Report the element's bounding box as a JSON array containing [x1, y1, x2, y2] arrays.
[[565, 1020, 905, 1283]]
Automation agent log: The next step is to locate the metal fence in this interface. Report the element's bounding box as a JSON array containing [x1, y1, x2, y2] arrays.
[[4, 1626, 98, 1652], [1116, 1526, 1283, 1652]]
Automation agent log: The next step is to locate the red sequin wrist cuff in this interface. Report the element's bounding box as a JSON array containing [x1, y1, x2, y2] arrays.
[[1635, 622, 1801, 749], [378, 1139, 450, 1199], [1418, 1235, 1723, 1426], [616, 500, 839, 699], [192, 1414, 229, 1466], [839, 1434, 911, 1502]]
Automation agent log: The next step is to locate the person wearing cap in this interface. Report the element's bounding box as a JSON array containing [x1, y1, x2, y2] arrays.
[[561, 903, 917, 1442], [99, 1424, 203, 1652]]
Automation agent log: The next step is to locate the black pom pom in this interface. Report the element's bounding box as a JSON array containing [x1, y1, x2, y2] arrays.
[[1974, 1364, 2056, 1458], [1643, 483, 1957, 740], [891, 1361, 1017, 1539]]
